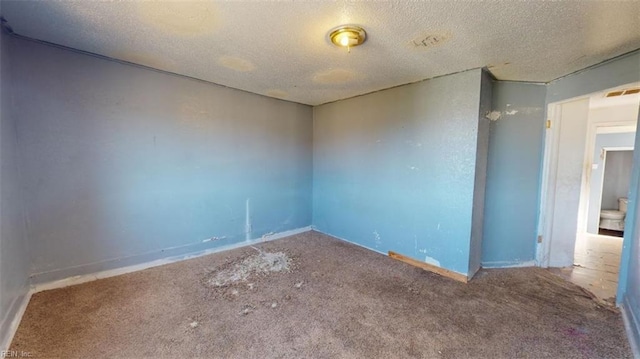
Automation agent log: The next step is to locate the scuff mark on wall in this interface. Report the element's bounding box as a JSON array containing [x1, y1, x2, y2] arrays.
[[404, 140, 423, 148], [180, 102, 210, 124], [514, 107, 543, 115], [202, 236, 227, 243], [424, 255, 441, 267], [505, 110, 519, 115], [373, 230, 382, 248]]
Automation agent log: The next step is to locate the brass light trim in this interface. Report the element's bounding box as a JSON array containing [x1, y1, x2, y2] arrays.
[[329, 25, 367, 52]]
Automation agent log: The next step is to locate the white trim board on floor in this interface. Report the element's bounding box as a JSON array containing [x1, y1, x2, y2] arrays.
[[481, 260, 536, 269], [31, 226, 312, 293], [0, 290, 32, 353]]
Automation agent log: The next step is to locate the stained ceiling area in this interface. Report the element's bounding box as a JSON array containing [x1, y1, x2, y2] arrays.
[[1, 1, 639, 105]]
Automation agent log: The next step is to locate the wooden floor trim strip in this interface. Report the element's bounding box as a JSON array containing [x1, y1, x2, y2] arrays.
[[388, 251, 468, 283]]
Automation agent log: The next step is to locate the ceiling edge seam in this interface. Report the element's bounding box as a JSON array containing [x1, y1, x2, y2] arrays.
[[4, 30, 313, 107]]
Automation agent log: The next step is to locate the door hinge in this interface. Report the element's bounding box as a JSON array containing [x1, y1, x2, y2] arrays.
[[546, 120, 551, 129]]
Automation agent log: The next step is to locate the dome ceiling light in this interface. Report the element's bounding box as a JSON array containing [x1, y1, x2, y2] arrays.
[[329, 25, 366, 53]]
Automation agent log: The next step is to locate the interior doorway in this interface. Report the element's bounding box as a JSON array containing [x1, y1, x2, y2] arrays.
[[538, 82, 640, 302], [594, 148, 634, 237]]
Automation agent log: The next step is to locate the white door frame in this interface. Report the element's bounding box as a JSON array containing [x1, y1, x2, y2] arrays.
[[536, 99, 563, 267], [537, 95, 638, 267]]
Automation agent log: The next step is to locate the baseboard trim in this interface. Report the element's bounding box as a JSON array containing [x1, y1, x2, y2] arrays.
[[0, 289, 31, 352], [388, 251, 468, 283], [621, 295, 640, 358], [481, 260, 537, 269], [310, 228, 388, 256], [32, 226, 312, 293], [310, 228, 469, 283]]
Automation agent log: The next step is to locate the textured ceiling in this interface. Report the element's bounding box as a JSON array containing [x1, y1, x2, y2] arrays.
[[1, 1, 639, 105]]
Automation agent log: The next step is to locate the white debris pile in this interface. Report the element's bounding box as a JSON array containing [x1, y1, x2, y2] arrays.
[[208, 249, 291, 287]]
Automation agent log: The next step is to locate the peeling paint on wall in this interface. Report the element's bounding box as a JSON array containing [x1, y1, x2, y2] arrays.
[[486, 107, 542, 121], [202, 236, 227, 243], [261, 232, 276, 239], [486, 111, 501, 121]]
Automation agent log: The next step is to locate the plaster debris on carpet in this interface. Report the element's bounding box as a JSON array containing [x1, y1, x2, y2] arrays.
[[207, 247, 292, 287]]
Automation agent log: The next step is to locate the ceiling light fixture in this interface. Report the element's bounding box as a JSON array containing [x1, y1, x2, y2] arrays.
[[329, 25, 366, 53]]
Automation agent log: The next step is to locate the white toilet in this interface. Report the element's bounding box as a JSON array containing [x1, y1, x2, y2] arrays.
[[599, 197, 628, 231]]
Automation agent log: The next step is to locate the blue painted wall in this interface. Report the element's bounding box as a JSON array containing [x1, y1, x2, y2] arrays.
[[547, 51, 640, 104], [8, 36, 313, 283], [0, 31, 30, 346], [469, 70, 492, 275], [620, 108, 640, 354], [586, 132, 635, 234], [313, 69, 489, 276], [481, 82, 546, 267]]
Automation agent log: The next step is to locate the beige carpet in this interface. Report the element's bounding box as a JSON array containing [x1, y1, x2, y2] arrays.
[[11, 231, 632, 358]]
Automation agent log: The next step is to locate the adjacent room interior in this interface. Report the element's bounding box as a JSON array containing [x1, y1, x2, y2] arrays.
[[0, 1, 639, 358], [547, 86, 640, 303]]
